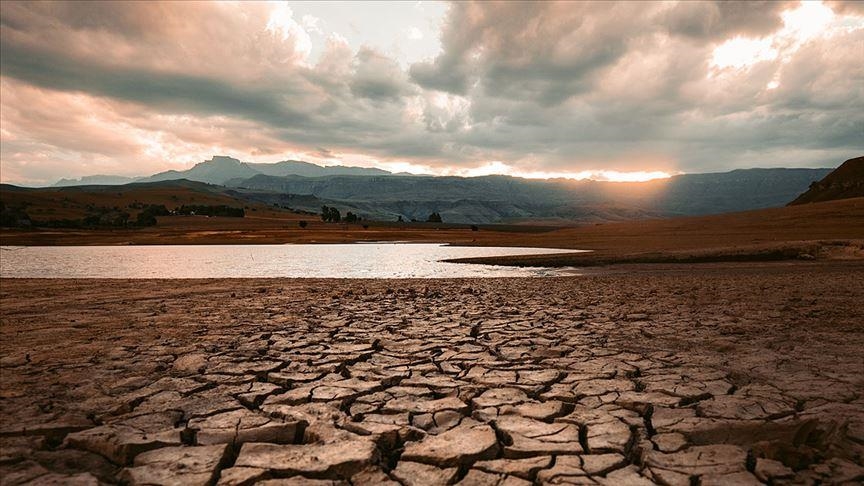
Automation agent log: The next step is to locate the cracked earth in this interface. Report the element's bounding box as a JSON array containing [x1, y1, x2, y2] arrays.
[[1, 262, 863, 485]]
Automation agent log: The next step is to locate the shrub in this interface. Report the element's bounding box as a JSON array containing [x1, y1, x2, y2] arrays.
[[299, 220, 308, 228], [176, 205, 244, 217], [136, 211, 157, 227]]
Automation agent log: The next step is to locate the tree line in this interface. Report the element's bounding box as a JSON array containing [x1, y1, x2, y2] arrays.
[[321, 205, 362, 223]]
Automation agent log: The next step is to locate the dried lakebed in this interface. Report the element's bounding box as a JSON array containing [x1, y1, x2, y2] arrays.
[[1, 262, 863, 485]]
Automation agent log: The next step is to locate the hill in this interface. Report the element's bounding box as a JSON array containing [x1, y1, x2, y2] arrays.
[[227, 168, 831, 223], [446, 196, 864, 267], [246, 160, 391, 178], [788, 156, 864, 205], [0, 179, 295, 226], [53, 175, 140, 187]]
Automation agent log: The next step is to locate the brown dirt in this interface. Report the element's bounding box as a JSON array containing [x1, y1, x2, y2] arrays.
[[1, 261, 863, 483], [3, 198, 862, 266]]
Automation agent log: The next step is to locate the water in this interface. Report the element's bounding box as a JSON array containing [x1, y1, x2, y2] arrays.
[[0, 244, 584, 279]]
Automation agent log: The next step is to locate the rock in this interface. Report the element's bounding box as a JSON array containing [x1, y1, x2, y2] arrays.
[[217, 466, 269, 485], [699, 471, 763, 485], [402, 422, 499, 467], [581, 453, 627, 475], [0, 416, 93, 442], [457, 469, 532, 485], [556, 407, 631, 453], [0, 460, 51, 484], [257, 478, 345, 485], [21, 472, 101, 485], [119, 444, 229, 485], [651, 433, 688, 453], [500, 400, 568, 421], [473, 456, 552, 479], [753, 457, 794, 482], [172, 353, 208, 374], [309, 378, 390, 403], [383, 396, 468, 415], [648, 467, 691, 486], [471, 388, 530, 408], [267, 371, 327, 387], [598, 465, 654, 485], [187, 408, 304, 445], [350, 467, 400, 485], [573, 379, 634, 397], [809, 458, 864, 483], [237, 382, 282, 408], [697, 394, 795, 421], [65, 411, 184, 464], [495, 415, 582, 458], [32, 448, 119, 483], [234, 440, 378, 477], [645, 444, 748, 476], [391, 461, 458, 486], [535, 455, 587, 483]]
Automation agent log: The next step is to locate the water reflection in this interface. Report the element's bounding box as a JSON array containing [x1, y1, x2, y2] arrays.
[[0, 244, 583, 279]]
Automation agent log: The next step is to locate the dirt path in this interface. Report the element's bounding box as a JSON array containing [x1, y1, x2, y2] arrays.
[[1, 262, 863, 484]]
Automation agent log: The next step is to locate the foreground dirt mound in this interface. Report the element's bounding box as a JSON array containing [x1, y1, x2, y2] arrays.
[[1, 264, 863, 484], [789, 156, 864, 205]]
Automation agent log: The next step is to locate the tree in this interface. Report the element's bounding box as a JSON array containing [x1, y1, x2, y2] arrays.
[[136, 211, 157, 227], [471, 225, 479, 232], [299, 220, 308, 228], [321, 206, 341, 223], [427, 212, 442, 223], [345, 211, 358, 223]]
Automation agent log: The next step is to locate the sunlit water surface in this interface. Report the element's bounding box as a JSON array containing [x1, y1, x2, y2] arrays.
[[0, 244, 585, 278]]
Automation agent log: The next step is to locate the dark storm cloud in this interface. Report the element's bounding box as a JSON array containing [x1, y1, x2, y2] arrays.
[[661, 1, 795, 39], [409, 2, 641, 103], [0, 0, 862, 185], [0, 44, 311, 127]]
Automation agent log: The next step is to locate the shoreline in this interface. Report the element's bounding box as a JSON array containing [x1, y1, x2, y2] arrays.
[[3, 197, 862, 269], [445, 239, 864, 267]]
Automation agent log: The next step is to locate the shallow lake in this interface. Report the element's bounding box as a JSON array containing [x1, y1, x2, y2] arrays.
[[0, 244, 584, 279]]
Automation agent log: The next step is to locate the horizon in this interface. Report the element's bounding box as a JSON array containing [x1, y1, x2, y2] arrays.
[[1, 1, 862, 186], [6, 153, 850, 188]]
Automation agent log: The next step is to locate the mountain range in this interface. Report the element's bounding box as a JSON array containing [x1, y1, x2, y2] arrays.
[[44, 155, 844, 224], [53, 156, 391, 187]]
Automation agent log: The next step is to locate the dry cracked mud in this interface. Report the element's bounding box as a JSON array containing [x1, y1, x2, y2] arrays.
[[1, 261, 863, 485]]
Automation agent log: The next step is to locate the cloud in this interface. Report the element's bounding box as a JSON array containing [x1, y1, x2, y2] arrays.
[[661, 1, 795, 40], [1, 0, 862, 185], [350, 48, 415, 100]]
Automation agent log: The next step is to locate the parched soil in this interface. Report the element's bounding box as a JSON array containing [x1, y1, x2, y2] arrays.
[[1, 262, 863, 484]]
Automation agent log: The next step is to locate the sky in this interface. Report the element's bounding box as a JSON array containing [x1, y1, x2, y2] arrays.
[[1, 0, 862, 186]]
